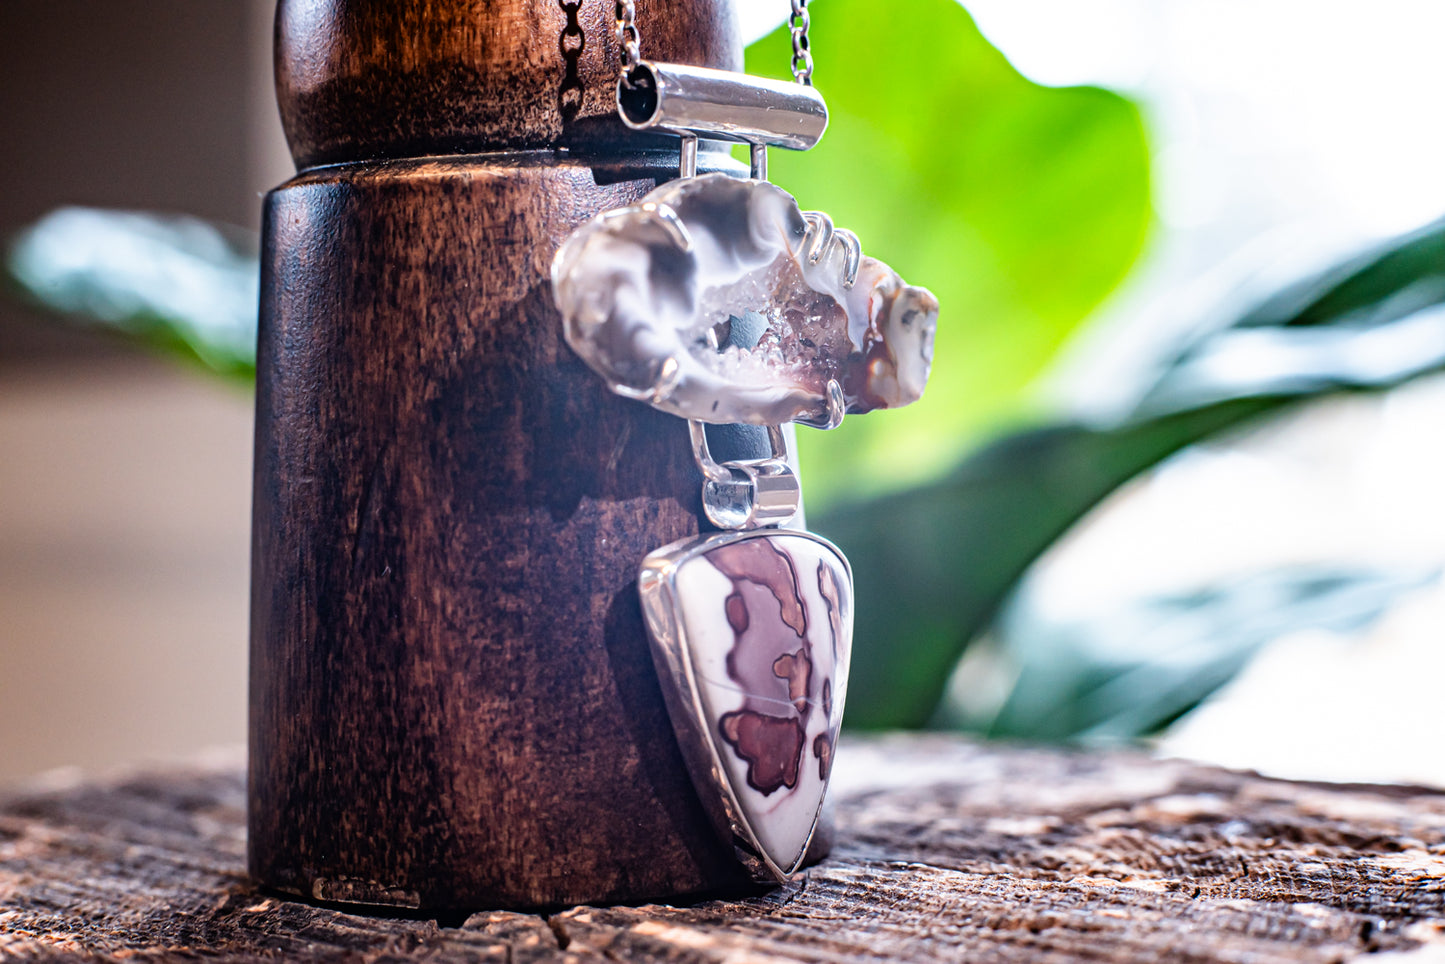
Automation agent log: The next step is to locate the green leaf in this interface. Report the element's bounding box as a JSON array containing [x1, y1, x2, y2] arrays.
[[820, 397, 1278, 728], [821, 217, 1445, 730], [1134, 218, 1445, 416], [967, 565, 1437, 742], [746, 0, 1152, 506], [4, 208, 258, 382]]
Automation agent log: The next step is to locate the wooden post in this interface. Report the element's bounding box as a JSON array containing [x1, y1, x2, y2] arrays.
[[248, 0, 764, 911]]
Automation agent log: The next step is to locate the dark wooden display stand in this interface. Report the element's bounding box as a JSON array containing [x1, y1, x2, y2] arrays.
[[250, 0, 774, 911], [3, 736, 1444, 961]]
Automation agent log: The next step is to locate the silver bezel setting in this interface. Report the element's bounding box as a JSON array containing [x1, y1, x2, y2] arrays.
[[638, 527, 852, 882]]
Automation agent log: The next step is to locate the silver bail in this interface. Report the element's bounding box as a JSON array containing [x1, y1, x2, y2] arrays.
[[690, 421, 800, 530], [617, 61, 828, 151], [679, 132, 699, 179]]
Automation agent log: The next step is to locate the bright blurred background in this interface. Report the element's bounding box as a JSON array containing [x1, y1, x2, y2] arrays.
[[0, 1, 283, 783], [2, 0, 1442, 786]]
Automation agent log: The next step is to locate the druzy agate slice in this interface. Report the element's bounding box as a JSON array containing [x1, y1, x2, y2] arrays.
[[640, 530, 852, 877], [552, 173, 938, 426]]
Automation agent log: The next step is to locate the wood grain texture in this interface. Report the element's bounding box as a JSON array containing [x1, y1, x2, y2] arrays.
[[251, 152, 759, 910], [4, 737, 1444, 961], [276, 0, 741, 168], [255, 0, 767, 911]]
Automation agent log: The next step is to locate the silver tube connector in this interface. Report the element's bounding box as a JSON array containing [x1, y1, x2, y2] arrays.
[[618, 61, 828, 152]]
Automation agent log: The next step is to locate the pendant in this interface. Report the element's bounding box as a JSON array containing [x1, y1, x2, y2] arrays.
[[550, 57, 937, 882], [639, 528, 851, 879]]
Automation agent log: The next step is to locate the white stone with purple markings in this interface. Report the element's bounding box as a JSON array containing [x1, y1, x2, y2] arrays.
[[672, 532, 852, 873]]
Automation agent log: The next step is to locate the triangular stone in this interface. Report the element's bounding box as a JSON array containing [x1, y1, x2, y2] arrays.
[[640, 530, 852, 878]]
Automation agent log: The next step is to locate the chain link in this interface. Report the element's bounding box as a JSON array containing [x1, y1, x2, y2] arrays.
[[615, 0, 641, 76], [616, 2, 813, 85], [558, 0, 586, 118], [789, 0, 813, 85]]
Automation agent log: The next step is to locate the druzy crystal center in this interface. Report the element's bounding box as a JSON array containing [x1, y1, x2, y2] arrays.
[[552, 174, 938, 426]]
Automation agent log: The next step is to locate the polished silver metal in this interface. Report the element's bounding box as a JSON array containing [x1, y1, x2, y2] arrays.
[[650, 355, 682, 406], [802, 212, 860, 288], [679, 132, 699, 179], [615, 0, 641, 76], [618, 61, 828, 151], [690, 420, 801, 529], [638, 527, 851, 882], [835, 228, 862, 289], [789, 0, 814, 85], [688, 419, 733, 484], [802, 210, 833, 264], [794, 377, 846, 431], [598, 200, 692, 253], [702, 459, 801, 530], [591, 0, 871, 892]]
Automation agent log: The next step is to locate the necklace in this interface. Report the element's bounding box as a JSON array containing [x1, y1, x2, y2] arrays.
[[552, 4, 939, 883]]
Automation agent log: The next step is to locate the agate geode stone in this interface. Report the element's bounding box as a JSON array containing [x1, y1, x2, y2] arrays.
[[552, 173, 938, 426], [639, 529, 852, 877]]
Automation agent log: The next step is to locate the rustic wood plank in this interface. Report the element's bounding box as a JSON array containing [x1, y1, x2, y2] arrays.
[[2, 736, 1443, 961]]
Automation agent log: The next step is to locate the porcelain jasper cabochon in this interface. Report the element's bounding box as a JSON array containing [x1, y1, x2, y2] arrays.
[[639, 529, 852, 878]]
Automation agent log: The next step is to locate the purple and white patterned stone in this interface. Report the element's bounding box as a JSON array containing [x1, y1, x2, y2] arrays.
[[642, 530, 852, 876], [552, 173, 939, 427]]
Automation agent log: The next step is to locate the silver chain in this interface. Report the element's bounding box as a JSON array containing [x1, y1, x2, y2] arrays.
[[615, 2, 812, 84], [615, 1, 642, 75], [789, 1, 813, 85]]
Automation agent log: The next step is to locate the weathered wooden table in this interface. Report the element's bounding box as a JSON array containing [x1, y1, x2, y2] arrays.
[[2, 736, 1442, 962]]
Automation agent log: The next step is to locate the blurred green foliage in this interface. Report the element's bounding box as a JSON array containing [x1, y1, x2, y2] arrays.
[[823, 217, 1445, 728], [6, 2, 1445, 745], [4, 208, 257, 382], [747, 0, 1151, 505], [962, 564, 1438, 742]]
